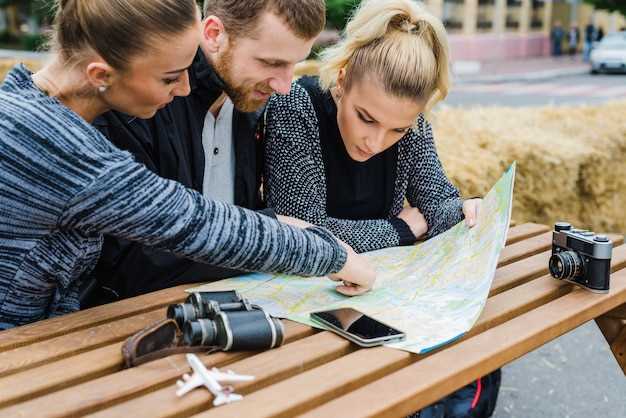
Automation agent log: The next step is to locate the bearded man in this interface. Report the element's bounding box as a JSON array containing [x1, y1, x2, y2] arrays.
[[86, 0, 326, 304]]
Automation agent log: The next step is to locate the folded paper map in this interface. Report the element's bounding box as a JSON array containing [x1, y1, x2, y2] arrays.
[[189, 163, 515, 353]]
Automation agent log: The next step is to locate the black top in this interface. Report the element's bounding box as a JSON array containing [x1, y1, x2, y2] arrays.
[[298, 77, 398, 220], [296, 76, 412, 241]]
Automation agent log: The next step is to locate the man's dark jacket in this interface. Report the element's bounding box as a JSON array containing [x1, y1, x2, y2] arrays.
[[85, 50, 266, 304]]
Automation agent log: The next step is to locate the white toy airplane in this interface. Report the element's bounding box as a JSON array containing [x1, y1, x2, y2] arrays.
[[176, 353, 255, 406]]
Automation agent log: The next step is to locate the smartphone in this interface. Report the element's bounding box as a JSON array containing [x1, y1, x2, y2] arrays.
[[310, 307, 405, 347]]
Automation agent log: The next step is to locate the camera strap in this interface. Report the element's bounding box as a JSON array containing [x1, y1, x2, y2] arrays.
[[121, 319, 218, 368]]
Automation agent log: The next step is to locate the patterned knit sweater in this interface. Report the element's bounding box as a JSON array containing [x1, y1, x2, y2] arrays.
[[0, 65, 346, 329], [264, 81, 464, 254]]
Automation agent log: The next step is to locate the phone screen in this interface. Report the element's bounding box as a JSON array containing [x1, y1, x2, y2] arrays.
[[310, 308, 404, 341]]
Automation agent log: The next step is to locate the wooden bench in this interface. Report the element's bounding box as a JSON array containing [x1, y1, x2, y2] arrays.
[[0, 223, 625, 418]]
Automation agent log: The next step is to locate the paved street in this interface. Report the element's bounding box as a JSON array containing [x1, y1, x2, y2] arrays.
[[445, 73, 626, 417], [493, 321, 626, 418], [447, 73, 626, 107]]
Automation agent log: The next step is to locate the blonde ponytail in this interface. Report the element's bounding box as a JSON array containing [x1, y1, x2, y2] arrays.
[[319, 0, 450, 108]]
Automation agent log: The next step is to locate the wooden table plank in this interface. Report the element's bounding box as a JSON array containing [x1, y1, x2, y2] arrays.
[[504, 223, 550, 245], [497, 232, 552, 267], [0, 322, 315, 418], [84, 332, 355, 418], [299, 266, 626, 418], [195, 346, 413, 418], [461, 240, 626, 343], [97, 261, 589, 418], [0, 308, 167, 378], [0, 344, 121, 409], [0, 284, 190, 352], [490, 250, 550, 296]]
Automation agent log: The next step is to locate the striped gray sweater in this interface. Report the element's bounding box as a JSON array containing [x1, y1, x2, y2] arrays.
[[0, 65, 346, 329]]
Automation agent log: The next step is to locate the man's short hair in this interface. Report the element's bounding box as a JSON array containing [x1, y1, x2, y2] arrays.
[[202, 0, 325, 40]]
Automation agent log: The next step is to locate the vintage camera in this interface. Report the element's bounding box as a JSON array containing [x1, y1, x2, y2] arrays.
[[548, 222, 612, 293], [167, 290, 249, 328], [167, 290, 284, 351]]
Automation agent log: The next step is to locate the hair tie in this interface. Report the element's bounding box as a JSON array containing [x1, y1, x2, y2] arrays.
[[402, 20, 418, 35]]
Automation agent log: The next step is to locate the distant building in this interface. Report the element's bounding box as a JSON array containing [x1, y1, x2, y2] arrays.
[[425, 0, 626, 61]]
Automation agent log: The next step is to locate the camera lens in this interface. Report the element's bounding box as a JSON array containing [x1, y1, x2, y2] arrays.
[[167, 303, 199, 328], [549, 251, 583, 279], [183, 319, 218, 346]]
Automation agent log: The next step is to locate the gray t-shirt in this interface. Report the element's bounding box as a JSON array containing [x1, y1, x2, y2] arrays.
[[201, 97, 235, 203]]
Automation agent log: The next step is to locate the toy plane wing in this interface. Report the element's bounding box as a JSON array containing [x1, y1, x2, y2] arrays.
[[209, 367, 255, 383], [175, 354, 254, 406]]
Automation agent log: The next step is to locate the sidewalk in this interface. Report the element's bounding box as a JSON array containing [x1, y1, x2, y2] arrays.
[[453, 55, 590, 84], [0, 48, 591, 85], [0, 48, 48, 60]]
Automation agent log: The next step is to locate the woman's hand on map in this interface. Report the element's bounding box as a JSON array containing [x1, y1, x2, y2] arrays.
[[397, 206, 428, 239], [328, 241, 376, 296], [463, 198, 482, 228], [277, 214, 375, 294]]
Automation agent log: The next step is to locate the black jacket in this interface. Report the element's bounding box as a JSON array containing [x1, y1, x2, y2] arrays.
[[85, 50, 266, 304]]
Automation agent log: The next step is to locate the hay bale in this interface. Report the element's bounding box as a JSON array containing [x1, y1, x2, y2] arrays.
[[0, 59, 43, 80], [431, 101, 626, 233]]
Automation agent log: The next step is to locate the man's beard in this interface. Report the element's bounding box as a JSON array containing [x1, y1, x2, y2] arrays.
[[212, 47, 273, 113]]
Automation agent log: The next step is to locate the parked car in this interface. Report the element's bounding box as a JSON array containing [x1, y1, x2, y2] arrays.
[[590, 31, 626, 74]]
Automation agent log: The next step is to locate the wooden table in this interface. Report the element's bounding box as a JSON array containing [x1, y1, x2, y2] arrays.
[[1, 223, 626, 418]]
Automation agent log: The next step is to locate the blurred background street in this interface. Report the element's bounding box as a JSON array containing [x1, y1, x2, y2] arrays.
[[450, 73, 626, 106]]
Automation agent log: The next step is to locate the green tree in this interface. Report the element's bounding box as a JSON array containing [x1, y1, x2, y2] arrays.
[[326, 0, 361, 30], [584, 0, 626, 16]]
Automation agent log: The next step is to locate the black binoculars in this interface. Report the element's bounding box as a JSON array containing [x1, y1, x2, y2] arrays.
[[167, 290, 284, 351]]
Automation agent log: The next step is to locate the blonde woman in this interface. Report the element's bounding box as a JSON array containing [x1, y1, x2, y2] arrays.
[[0, 0, 375, 329], [264, 0, 480, 254], [263, 0, 498, 416]]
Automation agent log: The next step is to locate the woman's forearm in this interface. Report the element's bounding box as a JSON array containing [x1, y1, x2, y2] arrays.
[[60, 157, 347, 277]]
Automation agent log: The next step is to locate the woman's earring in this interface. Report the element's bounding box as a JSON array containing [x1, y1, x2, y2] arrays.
[[98, 85, 108, 94]]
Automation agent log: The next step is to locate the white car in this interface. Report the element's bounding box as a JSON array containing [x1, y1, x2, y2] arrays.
[[590, 31, 626, 74]]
